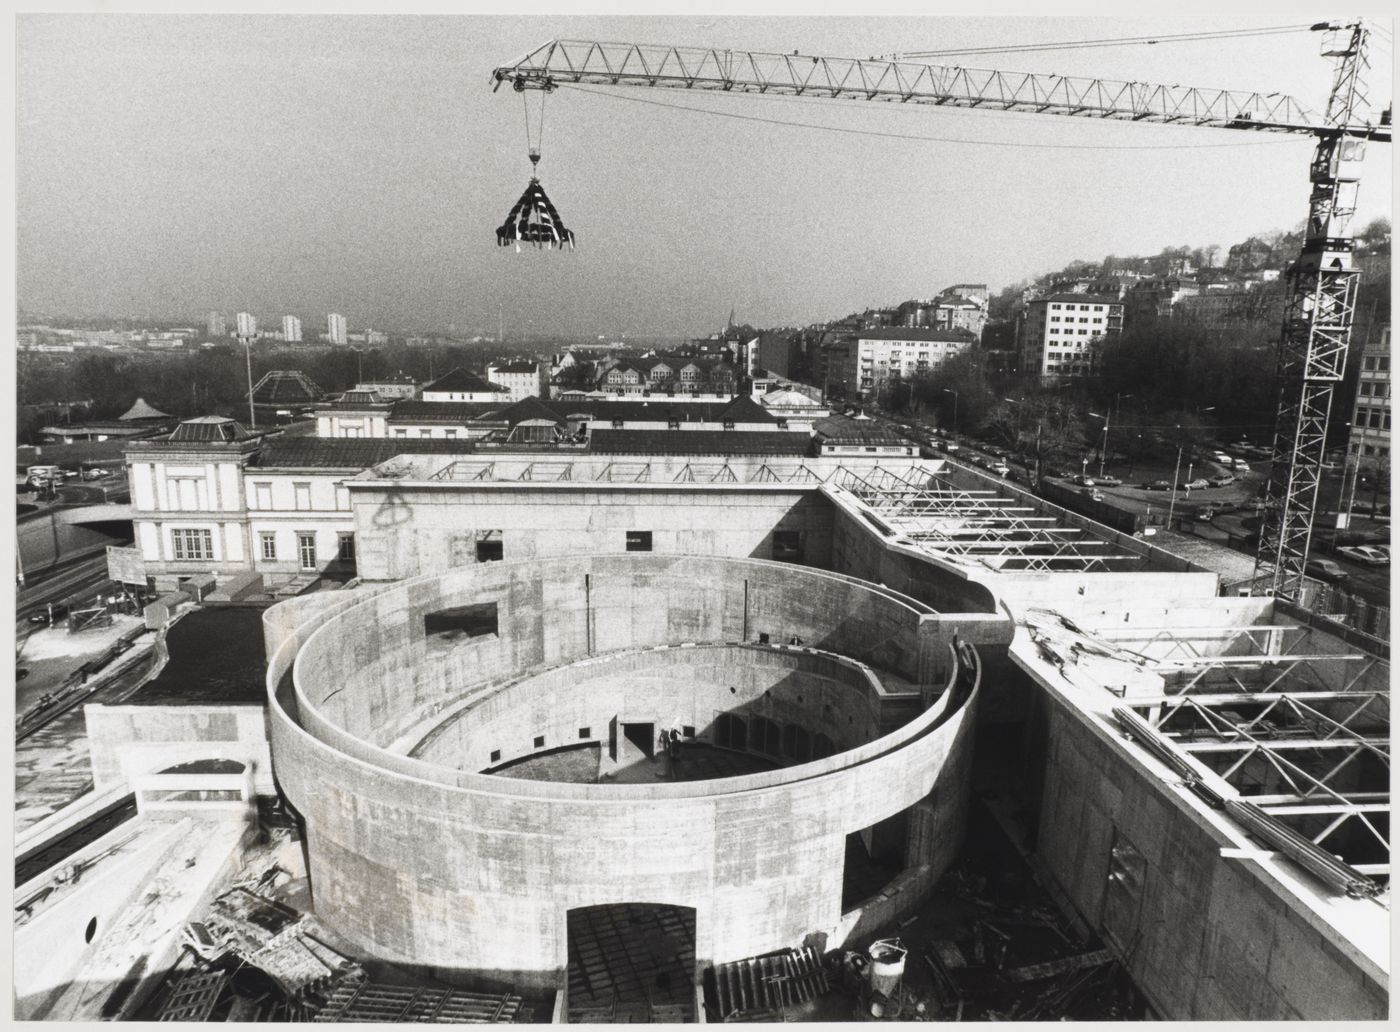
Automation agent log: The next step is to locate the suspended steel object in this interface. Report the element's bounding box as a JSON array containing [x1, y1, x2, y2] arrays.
[[495, 175, 575, 251], [495, 84, 575, 251]]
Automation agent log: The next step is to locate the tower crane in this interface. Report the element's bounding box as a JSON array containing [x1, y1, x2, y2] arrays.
[[492, 25, 1391, 603]]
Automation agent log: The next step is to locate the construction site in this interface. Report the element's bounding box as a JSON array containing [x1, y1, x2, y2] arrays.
[[11, 17, 1392, 1026]]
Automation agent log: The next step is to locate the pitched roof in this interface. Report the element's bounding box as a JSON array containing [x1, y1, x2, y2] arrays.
[[716, 395, 780, 423], [489, 396, 566, 427], [119, 397, 172, 421], [423, 367, 508, 394], [249, 369, 324, 404], [491, 361, 540, 374], [388, 400, 510, 423], [1034, 293, 1122, 305], [167, 416, 257, 443], [812, 415, 916, 446], [589, 429, 812, 457], [256, 437, 475, 470], [854, 327, 977, 343], [557, 399, 776, 424], [335, 390, 389, 407]]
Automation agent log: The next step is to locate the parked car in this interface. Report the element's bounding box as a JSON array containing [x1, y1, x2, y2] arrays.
[[1071, 474, 1095, 487], [1231, 459, 1252, 473], [1336, 544, 1390, 566], [1210, 451, 1233, 465], [989, 462, 1011, 477], [82, 467, 110, 481], [1144, 480, 1172, 491], [1207, 474, 1235, 487], [1305, 557, 1351, 583], [1095, 475, 1122, 487]]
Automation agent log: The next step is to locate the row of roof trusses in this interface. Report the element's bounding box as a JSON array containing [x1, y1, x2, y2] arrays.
[[428, 460, 837, 485], [1089, 623, 1307, 665], [1124, 690, 1389, 882]]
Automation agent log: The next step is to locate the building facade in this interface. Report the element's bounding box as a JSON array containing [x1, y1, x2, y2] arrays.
[[235, 312, 257, 339], [1018, 294, 1123, 381], [326, 313, 348, 346], [282, 315, 302, 343], [845, 328, 976, 397], [488, 361, 548, 401], [1349, 325, 1392, 464]]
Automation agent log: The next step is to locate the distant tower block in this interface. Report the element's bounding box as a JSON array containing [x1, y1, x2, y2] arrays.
[[327, 313, 348, 346], [235, 312, 257, 339], [282, 315, 302, 343]]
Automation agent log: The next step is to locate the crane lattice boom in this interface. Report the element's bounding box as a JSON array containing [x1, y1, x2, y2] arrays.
[[493, 39, 1388, 140]]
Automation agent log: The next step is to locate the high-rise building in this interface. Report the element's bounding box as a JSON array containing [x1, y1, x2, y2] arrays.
[[236, 312, 257, 339], [327, 313, 348, 346], [1348, 324, 1391, 465], [283, 315, 303, 343], [207, 311, 226, 338], [1017, 294, 1123, 381]]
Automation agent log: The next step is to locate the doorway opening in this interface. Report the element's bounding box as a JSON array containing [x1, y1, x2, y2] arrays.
[[566, 902, 697, 1022]]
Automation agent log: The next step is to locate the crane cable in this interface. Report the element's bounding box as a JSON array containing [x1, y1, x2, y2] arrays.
[[886, 23, 1315, 60], [560, 83, 1300, 151], [522, 88, 546, 169]]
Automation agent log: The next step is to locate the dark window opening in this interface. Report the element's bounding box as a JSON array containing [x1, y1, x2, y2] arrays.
[[476, 535, 503, 562], [579, 726, 591, 739], [490, 749, 501, 763], [758, 632, 770, 644], [534, 735, 545, 749], [772, 529, 803, 563], [424, 602, 499, 645], [626, 530, 652, 552], [682, 725, 695, 738]]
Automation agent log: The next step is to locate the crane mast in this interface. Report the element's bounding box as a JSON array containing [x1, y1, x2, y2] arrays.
[[494, 31, 1390, 603], [1254, 22, 1377, 601]]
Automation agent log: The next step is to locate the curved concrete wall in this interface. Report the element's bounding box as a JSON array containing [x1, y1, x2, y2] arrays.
[[266, 556, 979, 988]]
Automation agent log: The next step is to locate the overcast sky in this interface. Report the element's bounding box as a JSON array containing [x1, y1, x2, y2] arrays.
[[15, 12, 1394, 338]]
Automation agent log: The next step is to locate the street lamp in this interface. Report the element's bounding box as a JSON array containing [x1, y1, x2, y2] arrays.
[[238, 332, 257, 429], [1088, 410, 1109, 479], [940, 388, 959, 440], [1167, 427, 1184, 528]]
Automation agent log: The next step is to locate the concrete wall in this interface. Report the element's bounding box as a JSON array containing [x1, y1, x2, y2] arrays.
[[349, 484, 835, 582], [266, 556, 980, 989], [407, 644, 911, 771], [1027, 682, 1387, 1020], [17, 511, 128, 575], [84, 705, 273, 795]]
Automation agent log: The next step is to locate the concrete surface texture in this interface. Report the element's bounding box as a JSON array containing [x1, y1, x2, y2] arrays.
[[266, 555, 981, 989]]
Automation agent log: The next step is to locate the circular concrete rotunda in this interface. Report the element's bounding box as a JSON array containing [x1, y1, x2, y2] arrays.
[[265, 555, 980, 990]]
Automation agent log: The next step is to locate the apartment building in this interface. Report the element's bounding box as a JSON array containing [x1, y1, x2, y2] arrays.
[[844, 328, 976, 397], [488, 361, 548, 401], [1018, 294, 1123, 381], [1349, 325, 1392, 463]]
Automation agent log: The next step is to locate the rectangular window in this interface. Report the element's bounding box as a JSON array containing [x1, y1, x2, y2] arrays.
[[395, 428, 408, 438], [252, 482, 272, 510], [772, 529, 803, 563], [579, 726, 591, 739], [171, 528, 213, 561], [424, 602, 499, 645], [626, 530, 653, 552], [419, 429, 431, 438], [336, 486, 351, 511], [337, 532, 356, 562], [297, 532, 317, 570], [476, 535, 503, 562], [294, 482, 312, 511], [445, 428, 457, 439], [612, 419, 624, 429], [1380, 357, 1391, 372], [260, 531, 277, 561]]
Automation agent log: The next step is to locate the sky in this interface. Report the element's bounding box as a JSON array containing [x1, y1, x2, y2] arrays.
[[14, 10, 1394, 339]]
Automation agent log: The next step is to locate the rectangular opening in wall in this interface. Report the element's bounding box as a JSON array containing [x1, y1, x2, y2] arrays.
[[625, 530, 652, 552], [489, 749, 501, 763], [772, 529, 803, 563], [476, 530, 503, 562], [534, 735, 545, 749], [579, 726, 591, 740], [424, 602, 499, 647]]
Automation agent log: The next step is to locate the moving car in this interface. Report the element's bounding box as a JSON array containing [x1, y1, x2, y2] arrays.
[[1210, 451, 1233, 465], [1177, 478, 1210, 490], [1095, 475, 1123, 487], [1071, 474, 1096, 487], [1231, 459, 1252, 473], [1144, 480, 1172, 491], [1336, 544, 1389, 566], [1207, 474, 1236, 487], [989, 461, 1011, 477]]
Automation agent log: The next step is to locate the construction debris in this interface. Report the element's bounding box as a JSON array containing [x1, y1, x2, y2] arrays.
[[707, 944, 829, 1021]]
